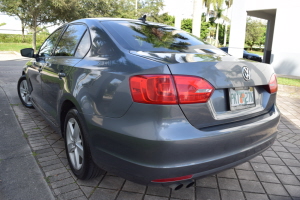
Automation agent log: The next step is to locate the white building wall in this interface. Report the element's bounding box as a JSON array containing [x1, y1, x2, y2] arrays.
[[229, 0, 300, 76], [271, 5, 300, 76], [228, 0, 247, 58]]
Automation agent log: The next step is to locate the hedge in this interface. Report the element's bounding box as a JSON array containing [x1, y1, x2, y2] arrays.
[[0, 34, 49, 44]]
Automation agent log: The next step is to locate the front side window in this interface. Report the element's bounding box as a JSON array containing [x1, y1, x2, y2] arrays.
[[39, 27, 64, 57], [54, 24, 87, 56]]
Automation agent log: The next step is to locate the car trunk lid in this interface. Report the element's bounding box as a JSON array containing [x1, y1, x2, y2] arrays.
[[130, 51, 276, 129]]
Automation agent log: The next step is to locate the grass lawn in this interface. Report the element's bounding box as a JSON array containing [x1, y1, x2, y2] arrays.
[[248, 50, 264, 57], [277, 77, 300, 87], [0, 43, 32, 52]]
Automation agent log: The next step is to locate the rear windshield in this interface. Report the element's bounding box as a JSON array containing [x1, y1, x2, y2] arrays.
[[101, 21, 218, 53]]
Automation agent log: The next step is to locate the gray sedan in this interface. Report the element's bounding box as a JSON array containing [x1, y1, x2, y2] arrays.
[[18, 18, 280, 190]]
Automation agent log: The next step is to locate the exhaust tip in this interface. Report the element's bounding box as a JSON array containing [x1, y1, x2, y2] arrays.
[[174, 184, 183, 190], [186, 181, 195, 188], [169, 183, 184, 190]]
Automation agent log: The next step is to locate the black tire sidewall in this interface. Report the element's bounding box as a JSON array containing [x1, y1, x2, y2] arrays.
[[17, 75, 33, 108]]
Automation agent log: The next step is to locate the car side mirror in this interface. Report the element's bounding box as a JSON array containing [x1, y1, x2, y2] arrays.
[[20, 48, 35, 58]]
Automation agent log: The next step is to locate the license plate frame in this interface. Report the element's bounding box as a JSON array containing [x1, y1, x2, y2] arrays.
[[229, 87, 255, 111]]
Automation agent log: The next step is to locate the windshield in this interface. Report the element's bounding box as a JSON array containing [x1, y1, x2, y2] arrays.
[[101, 21, 222, 54]]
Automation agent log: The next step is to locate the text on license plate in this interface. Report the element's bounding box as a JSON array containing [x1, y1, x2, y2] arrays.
[[230, 88, 254, 107]]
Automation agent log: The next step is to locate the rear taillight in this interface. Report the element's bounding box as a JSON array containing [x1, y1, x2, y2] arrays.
[[129, 75, 214, 104], [130, 75, 178, 104], [174, 76, 214, 104], [266, 74, 278, 94]]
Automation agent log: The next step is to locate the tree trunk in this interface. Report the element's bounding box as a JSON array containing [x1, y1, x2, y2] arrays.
[[22, 25, 25, 43], [215, 23, 219, 46], [206, 8, 210, 22], [223, 24, 228, 46], [32, 19, 37, 52], [20, 19, 25, 43]]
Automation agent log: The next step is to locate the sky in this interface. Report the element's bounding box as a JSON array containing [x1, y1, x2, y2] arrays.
[[0, 12, 59, 34], [0, 13, 24, 34], [0, 0, 237, 35], [162, 0, 195, 18], [0, 0, 196, 35]]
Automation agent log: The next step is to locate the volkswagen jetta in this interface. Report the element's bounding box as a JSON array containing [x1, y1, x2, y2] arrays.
[[18, 18, 280, 189]]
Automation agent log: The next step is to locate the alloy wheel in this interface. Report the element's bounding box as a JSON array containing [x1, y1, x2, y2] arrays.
[[66, 118, 84, 170], [19, 79, 32, 105]]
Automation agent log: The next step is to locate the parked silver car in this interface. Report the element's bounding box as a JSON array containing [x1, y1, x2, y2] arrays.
[[18, 18, 280, 190]]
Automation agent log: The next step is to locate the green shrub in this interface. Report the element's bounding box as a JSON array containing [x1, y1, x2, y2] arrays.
[[0, 34, 48, 44]]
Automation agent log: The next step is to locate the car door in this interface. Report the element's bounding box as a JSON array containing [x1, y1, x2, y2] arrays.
[[41, 23, 90, 125], [27, 27, 64, 107]]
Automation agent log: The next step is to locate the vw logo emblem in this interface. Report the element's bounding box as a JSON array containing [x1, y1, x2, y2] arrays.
[[242, 66, 250, 81]]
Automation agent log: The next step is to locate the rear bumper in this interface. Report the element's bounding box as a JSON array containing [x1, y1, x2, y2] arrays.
[[83, 103, 280, 185]]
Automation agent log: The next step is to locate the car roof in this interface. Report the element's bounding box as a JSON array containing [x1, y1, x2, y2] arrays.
[[71, 18, 173, 28], [72, 18, 149, 24]]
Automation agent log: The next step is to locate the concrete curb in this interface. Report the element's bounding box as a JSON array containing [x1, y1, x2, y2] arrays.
[[13, 51, 21, 56], [0, 51, 21, 56]]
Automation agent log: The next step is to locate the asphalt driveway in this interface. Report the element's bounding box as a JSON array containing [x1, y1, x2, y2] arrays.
[[1, 53, 300, 200]]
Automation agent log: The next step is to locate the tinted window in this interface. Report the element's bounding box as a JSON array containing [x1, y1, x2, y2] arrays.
[[90, 26, 117, 57], [39, 27, 64, 57], [102, 21, 207, 53], [54, 24, 87, 56], [75, 30, 91, 58]]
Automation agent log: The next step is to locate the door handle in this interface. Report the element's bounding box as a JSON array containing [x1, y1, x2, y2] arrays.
[[58, 72, 66, 79]]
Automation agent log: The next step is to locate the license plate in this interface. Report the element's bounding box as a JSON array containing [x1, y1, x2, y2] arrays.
[[229, 87, 255, 110]]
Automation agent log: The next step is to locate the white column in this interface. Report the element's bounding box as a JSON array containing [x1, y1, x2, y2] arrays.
[[228, 0, 247, 58], [192, 0, 202, 37], [175, 15, 182, 29]]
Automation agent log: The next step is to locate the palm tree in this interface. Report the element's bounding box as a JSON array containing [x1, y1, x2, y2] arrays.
[[223, 0, 233, 46], [203, 0, 214, 22], [213, 0, 229, 46]]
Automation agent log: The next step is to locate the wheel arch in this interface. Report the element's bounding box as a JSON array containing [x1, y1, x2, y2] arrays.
[[59, 94, 83, 137]]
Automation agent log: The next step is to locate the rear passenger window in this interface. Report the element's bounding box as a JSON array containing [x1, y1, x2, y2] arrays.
[[75, 30, 91, 58], [54, 24, 87, 56]]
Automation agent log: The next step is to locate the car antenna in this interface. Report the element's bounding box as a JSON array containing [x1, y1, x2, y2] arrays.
[[138, 15, 147, 23]]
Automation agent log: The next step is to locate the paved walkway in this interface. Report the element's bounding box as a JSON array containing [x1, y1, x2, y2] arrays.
[[4, 91, 299, 200], [0, 87, 55, 200], [0, 54, 55, 200]]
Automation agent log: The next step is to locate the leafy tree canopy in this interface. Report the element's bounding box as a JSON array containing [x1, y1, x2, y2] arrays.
[[245, 17, 266, 50], [0, 0, 164, 50]]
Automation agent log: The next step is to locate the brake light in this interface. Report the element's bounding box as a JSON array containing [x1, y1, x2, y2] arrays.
[[129, 75, 214, 104], [130, 75, 178, 104], [267, 74, 278, 94], [174, 76, 214, 104], [152, 175, 193, 183]]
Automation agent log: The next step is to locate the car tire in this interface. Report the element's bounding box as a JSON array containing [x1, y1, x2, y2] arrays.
[[17, 75, 34, 108], [64, 108, 102, 180]]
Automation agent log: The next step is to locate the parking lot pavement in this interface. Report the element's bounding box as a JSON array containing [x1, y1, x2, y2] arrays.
[[1, 54, 300, 200], [5, 90, 299, 200]]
